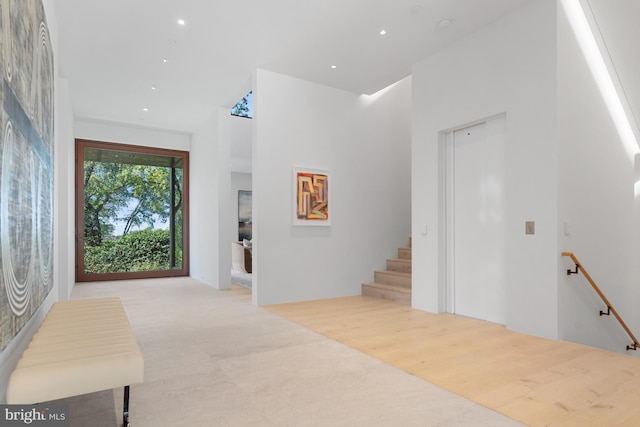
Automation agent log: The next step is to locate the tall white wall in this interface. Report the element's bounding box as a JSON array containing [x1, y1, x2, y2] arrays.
[[189, 108, 232, 289], [230, 115, 252, 173], [55, 77, 74, 301], [412, 0, 559, 339], [557, 1, 638, 353], [252, 69, 411, 306]]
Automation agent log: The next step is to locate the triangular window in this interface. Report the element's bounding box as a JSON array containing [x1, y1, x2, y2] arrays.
[[231, 91, 252, 118]]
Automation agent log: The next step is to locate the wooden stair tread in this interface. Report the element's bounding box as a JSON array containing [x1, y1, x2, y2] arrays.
[[362, 237, 412, 305], [363, 282, 411, 294], [397, 247, 412, 260], [386, 258, 412, 273], [375, 270, 411, 278]]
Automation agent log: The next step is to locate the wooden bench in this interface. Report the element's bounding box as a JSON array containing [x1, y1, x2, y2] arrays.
[[6, 298, 144, 426]]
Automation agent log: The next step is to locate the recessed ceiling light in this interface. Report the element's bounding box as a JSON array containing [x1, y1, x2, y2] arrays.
[[379, 29, 387, 36], [162, 58, 168, 63], [151, 86, 157, 91], [331, 65, 337, 69], [437, 18, 452, 28], [142, 107, 149, 112], [177, 19, 186, 26]]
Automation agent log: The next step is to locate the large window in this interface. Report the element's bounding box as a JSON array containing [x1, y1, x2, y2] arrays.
[[75, 139, 189, 281]]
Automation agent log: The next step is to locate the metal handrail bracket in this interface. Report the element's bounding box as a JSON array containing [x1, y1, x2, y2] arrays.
[[562, 251, 639, 352]]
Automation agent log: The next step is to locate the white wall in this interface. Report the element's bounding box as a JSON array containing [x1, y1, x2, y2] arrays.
[[231, 172, 252, 242], [252, 69, 411, 306], [412, 0, 559, 339], [55, 77, 75, 301], [230, 115, 252, 173], [75, 119, 190, 151], [189, 108, 232, 290], [557, 1, 638, 353]]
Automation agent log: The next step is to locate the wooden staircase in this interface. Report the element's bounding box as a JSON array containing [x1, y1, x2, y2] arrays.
[[361, 238, 411, 306]]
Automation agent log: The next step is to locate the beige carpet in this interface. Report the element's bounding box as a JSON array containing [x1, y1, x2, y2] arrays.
[[61, 277, 524, 426]]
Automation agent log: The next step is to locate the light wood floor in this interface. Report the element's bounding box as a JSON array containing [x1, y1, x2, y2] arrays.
[[255, 294, 640, 427], [225, 283, 253, 303]]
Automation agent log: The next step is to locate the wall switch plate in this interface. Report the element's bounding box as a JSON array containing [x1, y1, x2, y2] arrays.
[[525, 221, 535, 235]]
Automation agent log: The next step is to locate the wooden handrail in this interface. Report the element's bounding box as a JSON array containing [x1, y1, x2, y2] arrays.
[[562, 251, 639, 351]]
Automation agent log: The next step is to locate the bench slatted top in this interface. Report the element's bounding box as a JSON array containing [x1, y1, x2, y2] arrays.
[[6, 298, 144, 404]]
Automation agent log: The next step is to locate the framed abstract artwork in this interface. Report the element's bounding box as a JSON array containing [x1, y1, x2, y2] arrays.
[[238, 190, 252, 241], [293, 167, 331, 226]]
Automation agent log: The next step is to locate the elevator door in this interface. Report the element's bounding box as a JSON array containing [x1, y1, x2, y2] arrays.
[[452, 120, 506, 324]]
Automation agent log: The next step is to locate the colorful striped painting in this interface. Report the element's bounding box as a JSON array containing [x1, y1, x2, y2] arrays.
[[294, 168, 330, 225]]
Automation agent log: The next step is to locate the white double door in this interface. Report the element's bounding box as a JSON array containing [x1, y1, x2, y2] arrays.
[[447, 119, 506, 324]]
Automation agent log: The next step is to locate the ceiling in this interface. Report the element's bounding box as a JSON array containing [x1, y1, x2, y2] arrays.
[[54, 0, 533, 134]]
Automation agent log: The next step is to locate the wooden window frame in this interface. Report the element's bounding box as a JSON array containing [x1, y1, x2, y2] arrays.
[[75, 139, 190, 282]]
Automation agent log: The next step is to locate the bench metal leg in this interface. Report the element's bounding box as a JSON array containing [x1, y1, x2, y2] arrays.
[[123, 385, 130, 427]]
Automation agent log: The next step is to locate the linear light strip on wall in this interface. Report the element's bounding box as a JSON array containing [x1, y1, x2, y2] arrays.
[[561, 0, 640, 161]]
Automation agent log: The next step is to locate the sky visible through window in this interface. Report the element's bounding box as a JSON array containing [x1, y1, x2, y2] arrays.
[[112, 201, 168, 236], [231, 91, 252, 118]]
